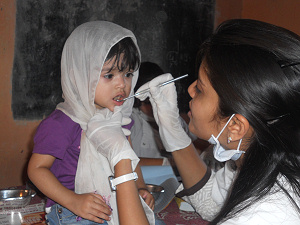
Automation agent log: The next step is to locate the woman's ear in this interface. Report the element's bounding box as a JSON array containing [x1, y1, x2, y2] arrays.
[[227, 114, 250, 141]]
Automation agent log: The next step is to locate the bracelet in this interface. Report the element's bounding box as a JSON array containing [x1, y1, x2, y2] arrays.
[[109, 172, 138, 191]]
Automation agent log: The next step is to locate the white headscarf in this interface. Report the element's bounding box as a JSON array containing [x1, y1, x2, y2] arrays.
[[57, 21, 138, 126], [56, 21, 154, 224]]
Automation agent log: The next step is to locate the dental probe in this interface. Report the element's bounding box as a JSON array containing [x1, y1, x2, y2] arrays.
[[117, 74, 188, 102]]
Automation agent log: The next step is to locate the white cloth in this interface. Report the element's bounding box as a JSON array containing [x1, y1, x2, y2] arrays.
[[56, 21, 154, 225], [176, 161, 300, 224]]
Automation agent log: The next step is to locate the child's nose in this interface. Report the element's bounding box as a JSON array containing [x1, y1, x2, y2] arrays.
[[116, 75, 126, 89]]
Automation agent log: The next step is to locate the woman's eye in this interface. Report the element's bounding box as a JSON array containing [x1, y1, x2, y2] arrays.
[[125, 72, 134, 78], [104, 74, 113, 79]]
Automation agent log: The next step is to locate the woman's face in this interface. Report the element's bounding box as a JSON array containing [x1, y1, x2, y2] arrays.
[[187, 62, 221, 141]]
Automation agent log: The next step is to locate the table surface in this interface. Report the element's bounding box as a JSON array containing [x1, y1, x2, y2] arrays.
[[157, 198, 208, 225], [0, 194, 46, 225]]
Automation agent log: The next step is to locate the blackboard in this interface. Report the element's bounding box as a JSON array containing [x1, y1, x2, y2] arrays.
[[12, 0, 215, 119]]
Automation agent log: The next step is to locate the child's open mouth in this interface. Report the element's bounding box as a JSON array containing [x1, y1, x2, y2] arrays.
[[113, 95, 124, 102]]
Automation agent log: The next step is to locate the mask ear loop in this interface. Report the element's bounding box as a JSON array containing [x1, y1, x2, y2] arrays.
[[236, 138, 244, 152], [217, 114, 244, 153], [216, 114, 236, 139]]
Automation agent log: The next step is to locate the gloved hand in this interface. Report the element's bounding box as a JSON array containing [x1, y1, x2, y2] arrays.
[[86, 106, 139, 171], [136, 73, 191, 152]]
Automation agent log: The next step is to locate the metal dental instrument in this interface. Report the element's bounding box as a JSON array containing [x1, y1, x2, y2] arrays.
[[117, 74, 189, 102]]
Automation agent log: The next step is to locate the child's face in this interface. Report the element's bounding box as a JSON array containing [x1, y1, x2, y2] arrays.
[[94, 55, 133, 111], [187, 62, 222, 141]]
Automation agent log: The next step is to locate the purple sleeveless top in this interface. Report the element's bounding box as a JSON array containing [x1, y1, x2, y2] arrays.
[[33, 109, 134, 207]]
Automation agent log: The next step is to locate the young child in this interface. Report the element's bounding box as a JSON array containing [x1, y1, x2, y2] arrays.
[[119, 19, 300, 224], [27, 21, 154, 225]]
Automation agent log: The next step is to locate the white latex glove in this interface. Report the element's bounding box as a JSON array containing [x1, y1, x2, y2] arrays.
[[136, 73, 191, 152], [86, 106, 139, 171]]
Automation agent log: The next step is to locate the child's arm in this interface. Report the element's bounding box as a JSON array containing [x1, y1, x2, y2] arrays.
[[87, 107, 150, 223], [128, 136, 155, 210], [134, 164, 155, 210], [115, 159, 149, 225], [27, 153, 112, 223]]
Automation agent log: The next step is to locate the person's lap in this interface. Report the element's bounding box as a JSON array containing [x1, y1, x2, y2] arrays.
[[46, 203, 165, 225], [45, 204, 108, 225]]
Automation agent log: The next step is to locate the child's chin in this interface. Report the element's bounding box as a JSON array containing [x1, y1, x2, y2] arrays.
[[109, 105, 116, 112]]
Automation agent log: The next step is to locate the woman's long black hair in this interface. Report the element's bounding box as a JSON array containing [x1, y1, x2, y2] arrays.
[[198, 19, 300, 224]]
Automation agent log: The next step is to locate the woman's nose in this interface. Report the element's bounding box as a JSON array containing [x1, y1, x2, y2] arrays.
[[188, 80, 197, 98]]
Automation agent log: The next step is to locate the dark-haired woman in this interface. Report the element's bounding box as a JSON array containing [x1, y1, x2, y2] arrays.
[[135, 19, 300, 224]]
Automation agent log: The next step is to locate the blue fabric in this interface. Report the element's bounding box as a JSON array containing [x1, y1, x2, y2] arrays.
[[155, 217, 166, 225], [141, 165, 177, 185], [45, 204, 108, 225]]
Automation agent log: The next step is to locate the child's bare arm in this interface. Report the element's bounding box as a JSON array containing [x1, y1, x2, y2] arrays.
[[115, 159, 149, 225], [27, 153, 112, 223], [128, 136, 155, 210]]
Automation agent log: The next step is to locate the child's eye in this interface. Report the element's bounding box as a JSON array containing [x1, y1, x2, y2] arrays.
[[125, 72, 134, 78], [104, 74, 113, 79]]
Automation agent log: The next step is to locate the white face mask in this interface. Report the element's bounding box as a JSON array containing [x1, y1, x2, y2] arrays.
[[208, 114, 245, 162]]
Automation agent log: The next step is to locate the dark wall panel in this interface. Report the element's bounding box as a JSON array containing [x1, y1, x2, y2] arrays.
[[12, 0, 215, 119]]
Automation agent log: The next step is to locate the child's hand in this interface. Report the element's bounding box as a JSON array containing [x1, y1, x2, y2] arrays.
[[138, 188, 155, 211], [69, 193, 112, 223]]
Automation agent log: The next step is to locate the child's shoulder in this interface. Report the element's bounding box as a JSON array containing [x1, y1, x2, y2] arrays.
[[34, 110, 82, 155], [39, 109, 81, 133]]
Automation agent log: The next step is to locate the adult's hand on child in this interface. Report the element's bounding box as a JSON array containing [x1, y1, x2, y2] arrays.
[[138, 188, 155, 211], [86, 106, 139, 171], [136, 73, 191, 152], [69, 192, 112, 223]]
